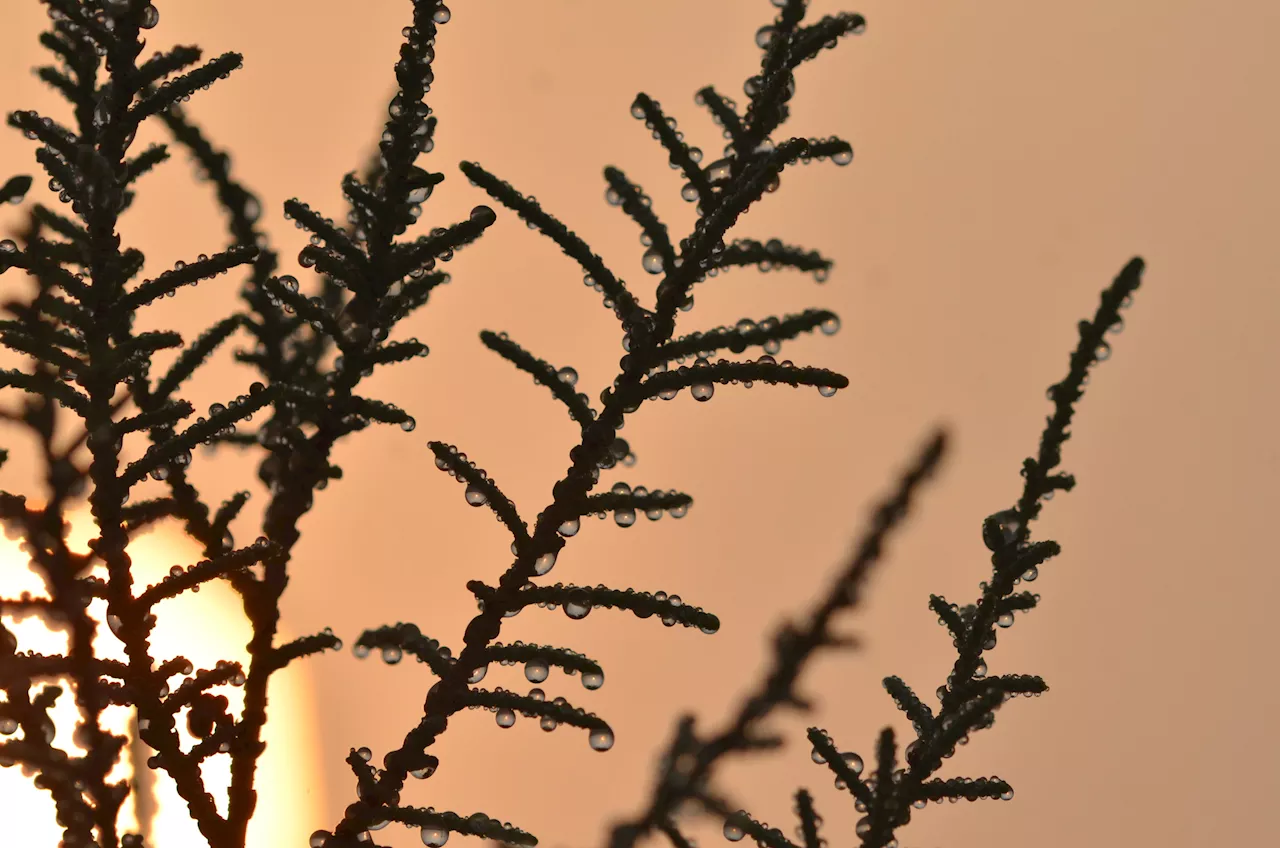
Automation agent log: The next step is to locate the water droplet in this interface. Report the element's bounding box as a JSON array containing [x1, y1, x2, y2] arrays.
[[588, 726, 614, 751], [614, 507, 636, 527], [432, 5, 451, 24], [997, 612, 1014, 628], [557, 366, 578, 386], [982, 509, 1021, 552], [465, 484, 487, 507], [1094, 341, 1111, 361], [540, 716, 558, 731], [421, 827, 449, 847], [755, 25, 777, 48], [642, 249, 665, 274], [524, 658, 549, 683], [310, 831, 331, 848], [817, 385, 837, 397], [107, 614, 123, 635], [0, 717, 17, 735], [496, 708, 516, 728], [381, 645, 403, 665], [0, 240, 17, 254], [680, 182, 699, 202], [820, 315, 841, 336], [1000, 787, 1014, 800], [558, 518, 580, 537], [811, 748, 826, 764], [832, 148, 854, 166], [855, 816, 871, 836], [707, 159, 732, 182], [401, 417, 417, 432], [356, 746, 372, 762], [843, 752, 864, 774], [467, 664, 487, 683], [140, 4, 159, 29], [565, 600, 591, 620], [723, 819, 745, 842], [582, 669, 604, 690], [534, 551, 556, 575]]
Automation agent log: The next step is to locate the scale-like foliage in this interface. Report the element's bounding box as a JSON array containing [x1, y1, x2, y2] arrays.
[[0, 2, 1147, 848], [0, 1, 493, 846], [319, 1, 863, 845], [606, 258, 1143, 848]]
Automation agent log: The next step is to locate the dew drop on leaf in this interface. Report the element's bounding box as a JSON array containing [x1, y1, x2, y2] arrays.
[[534, 551, 556, 575], [524, 658, 549, 683], [588, 726, 614, 751], [421, 827, 449, 847]]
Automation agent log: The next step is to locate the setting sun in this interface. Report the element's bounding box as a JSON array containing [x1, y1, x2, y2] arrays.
[[0, 516, 324, 846]]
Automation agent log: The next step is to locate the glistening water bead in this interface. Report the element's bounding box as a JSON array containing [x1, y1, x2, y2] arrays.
[[524, 658, 549, 683], [534, 551, 556, 575], [421, 827, 449, 847], [588, 727, 614, 751]]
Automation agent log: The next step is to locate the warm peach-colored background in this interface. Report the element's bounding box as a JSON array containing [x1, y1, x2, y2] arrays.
[[2, 1, 1277, 846]]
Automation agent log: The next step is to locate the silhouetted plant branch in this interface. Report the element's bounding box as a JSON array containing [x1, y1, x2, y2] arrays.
[[604, 258, 1143, 848], [0, 2, 1148, 847], [317, 1, 862, 845]]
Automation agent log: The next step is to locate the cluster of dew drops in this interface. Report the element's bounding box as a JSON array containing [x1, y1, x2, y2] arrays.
[[643, 313, 842, 403], [311, 809, 520, 848]]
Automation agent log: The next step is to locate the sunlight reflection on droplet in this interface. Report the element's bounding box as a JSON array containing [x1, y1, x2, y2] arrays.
[[0, 512, 324, 846]]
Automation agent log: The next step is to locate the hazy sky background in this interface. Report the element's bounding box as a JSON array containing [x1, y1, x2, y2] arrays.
[[1, 1, 1277, 846]]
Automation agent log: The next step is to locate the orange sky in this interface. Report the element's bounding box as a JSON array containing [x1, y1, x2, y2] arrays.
[[1, 2, 1277, 847]]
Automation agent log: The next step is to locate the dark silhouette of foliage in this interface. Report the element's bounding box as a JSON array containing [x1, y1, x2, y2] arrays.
[[0, 2, 1144, 848]]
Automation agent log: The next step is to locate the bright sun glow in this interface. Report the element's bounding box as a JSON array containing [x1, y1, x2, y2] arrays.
[[0, 513, 324, 846]]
